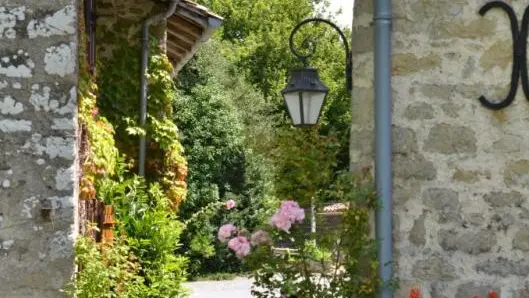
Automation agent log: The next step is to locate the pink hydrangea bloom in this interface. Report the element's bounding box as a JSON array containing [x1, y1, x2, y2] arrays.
[[225, 199, 236, 210], [250, 230, 271, 246], [270, 212, 292, 232], [218, 223, 237, 243], [228, 236, 251, 258], [269, 200, 305, 232], [280, 200, 305, 223]]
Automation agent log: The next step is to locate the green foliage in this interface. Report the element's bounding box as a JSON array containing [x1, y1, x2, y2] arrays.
[[190, 0, 352, 206], [66, 235, 146, 298], [97, 176, 189, 297], [272, 127, 340, 206], [175, 42, 276, 276], [73, 14, 188, 298]]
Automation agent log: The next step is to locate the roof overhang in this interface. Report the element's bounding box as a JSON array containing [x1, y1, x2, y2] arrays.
[[167, 0, 223, 75]]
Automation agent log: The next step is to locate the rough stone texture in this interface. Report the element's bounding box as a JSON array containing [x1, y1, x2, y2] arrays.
[[393, 53, 441, 76], [504, 159, 529, 188], [423, 188, 460, 223], [475, 257, 529, 277], [453, 169, 490, 183], [455, 282, 500, 298], [513, 230, 529, 252], [404, 102, 435, 120], [393, 126, 418, 154], [96, 0, 163, 59], [0, 1, 78, 297], [409, 212, 426, 246], [424, 123, 477, 154], [483, 191, 523, 208], [412, 254, 457, 281], [439, 229, 496, 254], [351, 1, 529, 296], [393, 154, 436, 180]]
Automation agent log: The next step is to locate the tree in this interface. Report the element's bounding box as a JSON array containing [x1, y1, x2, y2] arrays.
[[175, 41, 275, 277]]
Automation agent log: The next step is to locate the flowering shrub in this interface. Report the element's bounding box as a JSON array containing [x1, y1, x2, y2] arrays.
[[269, 201, 305, 232], [218, 223, 238, 243], [218, 171, 379, 298], [226, 199, 236, 210]]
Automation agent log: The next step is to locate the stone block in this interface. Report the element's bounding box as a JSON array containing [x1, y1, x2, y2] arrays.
[[513, 230, 529, 251], [404, 102, 434, 120], [393, 53, 441, 76], [411, 254, 457, 281], [393, 126, 419, 154], [423, 188, 460, 223], [409, 211, 426, 246], [394, 154, 436, 180], [424, 123, 477, 154], [439, 229, 496, 254], [475, 257, 529, 277], [504, 160, 529, 188], [483, 191, 523, 207]]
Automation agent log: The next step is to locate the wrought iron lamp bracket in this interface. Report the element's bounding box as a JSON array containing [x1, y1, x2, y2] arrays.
[[479, 1, 529, 110], [288, 18, 352, 93]]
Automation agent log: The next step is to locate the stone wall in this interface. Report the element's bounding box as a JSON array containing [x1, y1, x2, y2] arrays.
[[351, 1, 529, 297], [0, 1, 78, 297], [96, 0, 164, 59]]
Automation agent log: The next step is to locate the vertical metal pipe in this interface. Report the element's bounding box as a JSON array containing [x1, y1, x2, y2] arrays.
[[139, 0, 181, 177], [373, 0, 393, 297]]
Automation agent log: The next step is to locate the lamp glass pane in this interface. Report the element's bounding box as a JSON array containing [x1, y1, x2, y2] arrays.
[[284, 92, 301, 125], [302, 91, 326, 125]]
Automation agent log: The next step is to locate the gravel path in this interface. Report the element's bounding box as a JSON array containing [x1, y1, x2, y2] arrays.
[[184, 277, 254, 298]]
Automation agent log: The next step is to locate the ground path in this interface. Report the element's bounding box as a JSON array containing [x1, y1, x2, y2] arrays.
[[184, 277, 253, 298]]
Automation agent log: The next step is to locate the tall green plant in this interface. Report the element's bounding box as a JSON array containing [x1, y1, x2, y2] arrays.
[[175, 41, 276, 277], [97, 176, 188, 297]]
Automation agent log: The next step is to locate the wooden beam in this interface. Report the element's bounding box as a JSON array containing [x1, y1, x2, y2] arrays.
[[167, 39, 190, 54], [166, 29, 196, 49], [168, 16, 202, 36], [167, 48, 184, 60], [167, 26, 199, 44]]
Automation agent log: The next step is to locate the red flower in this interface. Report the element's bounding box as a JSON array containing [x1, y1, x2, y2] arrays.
[[489, 291, 499, 298], [408, 288, 420, 298]]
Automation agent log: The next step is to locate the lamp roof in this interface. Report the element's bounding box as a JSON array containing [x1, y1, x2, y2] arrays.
[[281, 68, 329, 95]]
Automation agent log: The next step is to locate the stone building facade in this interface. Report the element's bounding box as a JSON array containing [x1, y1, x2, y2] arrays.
[[351, 1, 529, 297], [0, 0, 219, 296], [0, 1, 79, 297]]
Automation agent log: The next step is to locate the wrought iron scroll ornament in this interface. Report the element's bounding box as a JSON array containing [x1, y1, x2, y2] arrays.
[[479, 1, 529, 110], [288, 18, 352, 93]]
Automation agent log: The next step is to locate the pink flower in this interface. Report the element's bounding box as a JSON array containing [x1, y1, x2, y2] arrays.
[[270, 212, 292, 232], [269, 200, 305, 232], [228, 236, 251, 258], [225, 199, 236, 210], [218, 223, 237, 243], [250, 230, 271, 246], [280, 200, 305, 223]]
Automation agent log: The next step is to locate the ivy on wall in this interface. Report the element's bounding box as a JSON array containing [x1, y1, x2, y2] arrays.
[[97, 41, 188, 209], [69, 3, 189, 296]]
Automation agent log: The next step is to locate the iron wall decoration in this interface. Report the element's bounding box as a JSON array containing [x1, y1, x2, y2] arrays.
[[478, 1, 529, 110]]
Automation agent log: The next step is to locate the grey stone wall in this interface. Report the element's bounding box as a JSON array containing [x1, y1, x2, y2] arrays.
[[351, 1, 529, 297], [0, 1, 78, 297]]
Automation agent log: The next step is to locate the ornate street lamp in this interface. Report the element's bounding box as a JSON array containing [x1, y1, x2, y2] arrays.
[[281, 18, 352, 127]]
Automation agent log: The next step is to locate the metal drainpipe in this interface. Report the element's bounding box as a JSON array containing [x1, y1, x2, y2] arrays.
[[373, 0, 393, 297], [139, 0, 181, 177]]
